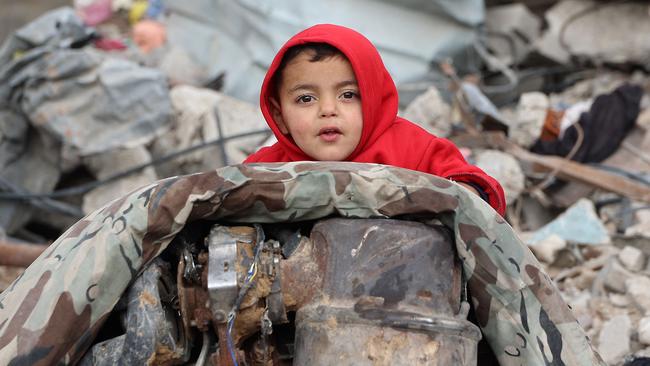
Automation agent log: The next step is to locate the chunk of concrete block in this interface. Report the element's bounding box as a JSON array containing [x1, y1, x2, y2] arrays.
[[639, 317, 650, 346], [626, 276, 650, 314], [510, 92, 549, 148], [619, 246, 645, 272], [604, 260, 633, 293], [528, 198, 610, 246], [530, 234, 567, 263], [475, 150, 525, 206], [597, 314, 631, 364], [402, 86, 452, 138]]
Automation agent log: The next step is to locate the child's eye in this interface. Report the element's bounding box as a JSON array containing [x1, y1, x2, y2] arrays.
[[341, 91, 359, 99], [297, 95, 314, 103]]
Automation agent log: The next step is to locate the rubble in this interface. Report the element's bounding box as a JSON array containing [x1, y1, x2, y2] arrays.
[[485, 3, 542, 66], [474, 149, 525, 205], [619, 246, 646, 273], [536, 0, 650, 66], [527, 198, 610, 246], [1, 2, 650, 365], [402, 86, 452, 138], [626, 276, 650, 314], [510, 91, 549, 148], [529, 233, 567, 264], [598, 314, 632, 364], [638, 317, 650, 346]]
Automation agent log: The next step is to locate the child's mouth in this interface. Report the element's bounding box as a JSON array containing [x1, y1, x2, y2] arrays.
[[318, 127, 342, 142]]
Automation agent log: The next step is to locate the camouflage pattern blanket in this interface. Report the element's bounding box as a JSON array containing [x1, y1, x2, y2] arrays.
[[0, 162, 604, 365]]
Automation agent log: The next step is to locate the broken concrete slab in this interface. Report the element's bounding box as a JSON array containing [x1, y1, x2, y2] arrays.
[[598, 314, 632, 364], [402, 86, 452, 138], [474, 149, 525, 205], [604, 259, 633, 293], [530, 233, 567, 264], [619, 246, 646, 272], [626, 276, 650, 315], [528, 198, 610, 246], [485, 3, 542, 66], [639, 317, 650, 346], [536, 0, 650, 66], [150, 85, 269, 178], [510, 92, 549, 148]]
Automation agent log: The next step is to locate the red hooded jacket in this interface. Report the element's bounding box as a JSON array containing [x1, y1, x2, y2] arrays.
[[245, 24, 506, 215]]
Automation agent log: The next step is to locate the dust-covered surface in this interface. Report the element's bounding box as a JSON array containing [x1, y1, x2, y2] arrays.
[[1, 1, 650, 365]]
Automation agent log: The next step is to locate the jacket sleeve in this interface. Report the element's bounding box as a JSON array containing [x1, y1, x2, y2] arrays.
[[418, 137, 507, 216]]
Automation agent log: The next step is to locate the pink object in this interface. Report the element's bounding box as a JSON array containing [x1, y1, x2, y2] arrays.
[[132, 20, 167, 54], [76, 0, 113, 26], [94, 38, 127, 51]]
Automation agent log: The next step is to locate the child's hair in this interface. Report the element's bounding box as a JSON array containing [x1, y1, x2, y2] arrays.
[[272, 43, 346, 96]]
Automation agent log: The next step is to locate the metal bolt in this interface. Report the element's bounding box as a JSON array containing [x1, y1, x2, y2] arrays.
[[214, 310, 226, 322]]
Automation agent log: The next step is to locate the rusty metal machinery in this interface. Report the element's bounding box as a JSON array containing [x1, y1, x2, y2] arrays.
[[200, 218, 481, 366], [80, 218, 481, 365]]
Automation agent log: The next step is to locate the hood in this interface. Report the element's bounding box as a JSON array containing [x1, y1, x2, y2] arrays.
[[259, 24, 399, 161]]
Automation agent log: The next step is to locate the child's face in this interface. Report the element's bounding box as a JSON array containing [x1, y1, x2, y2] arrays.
[[271, 52, 363, 161]]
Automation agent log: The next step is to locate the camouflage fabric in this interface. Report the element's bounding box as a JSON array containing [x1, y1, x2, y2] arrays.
[[0, 162, 604, 365]]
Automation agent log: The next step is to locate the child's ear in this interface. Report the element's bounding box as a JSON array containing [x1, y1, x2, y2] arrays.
[[270, 98, 289, 134]]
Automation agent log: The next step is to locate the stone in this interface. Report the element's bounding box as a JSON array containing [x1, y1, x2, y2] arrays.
[[530, 234, 567, 264], [402, 86, 452, 138], [485, 4, 541, 66], [604, 260, 634, 293], [626, 276, 650, 314], [510, 92, 549, 148], [474, 150, 526, 205], [640, 318, 650, 346], [609, 293, 630, 308], [597, 314, 631, 364], [527, 198, 610, 246], [150, 85, 269, 179], [536, 0, 650, 65], [619, 246, 646, 272], [626, 205, 650, 239]]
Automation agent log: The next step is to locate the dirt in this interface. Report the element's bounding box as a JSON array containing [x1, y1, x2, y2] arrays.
[[139, 289, 158, 307]]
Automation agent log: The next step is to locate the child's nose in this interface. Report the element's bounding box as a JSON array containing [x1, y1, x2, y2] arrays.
[[319, 98, 337, 117]]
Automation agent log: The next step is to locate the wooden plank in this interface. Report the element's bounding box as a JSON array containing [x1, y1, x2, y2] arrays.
[[479, 132, 650, 203]]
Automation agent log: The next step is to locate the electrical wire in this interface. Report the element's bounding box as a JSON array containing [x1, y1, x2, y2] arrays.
[[0, 129, 271, 201], [0, 176, 84, 217], [586, 163, 650, 187], [195, 332, 210, 366], [213, 104, 230, 167], [225, 224, 265, 366]]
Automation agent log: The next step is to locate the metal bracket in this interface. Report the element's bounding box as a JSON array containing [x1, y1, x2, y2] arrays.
[[207, 225, 240, 323]]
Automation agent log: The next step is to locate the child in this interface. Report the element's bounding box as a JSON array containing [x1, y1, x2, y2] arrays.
[[245, 24, 506, 216]]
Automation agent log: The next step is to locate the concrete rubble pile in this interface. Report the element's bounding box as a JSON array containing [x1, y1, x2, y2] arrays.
[[1, 1, 650, 365]]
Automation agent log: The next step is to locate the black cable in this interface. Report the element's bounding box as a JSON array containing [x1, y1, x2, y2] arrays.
[[0, 176, 84, 217], [0, 129, 272, 201], [587, 163, 650, 187], [213, 104, 229, 167]]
